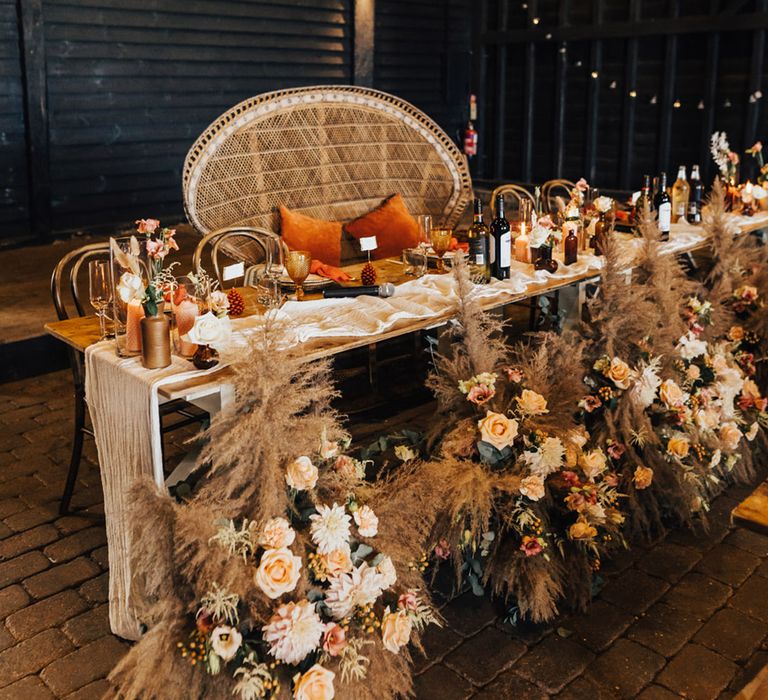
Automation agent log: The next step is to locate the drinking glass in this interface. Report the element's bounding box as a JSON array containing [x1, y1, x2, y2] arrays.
[[285, 250, 312, 300], [402, 247, 427, 277], [430, 228, 453, 273], [89, 260, 113, 341], [416, 215, 432, 249]]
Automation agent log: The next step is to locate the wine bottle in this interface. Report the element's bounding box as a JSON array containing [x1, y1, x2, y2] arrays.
[[671, 165, 690, 224], [654, 171, 672, 241], [467, 198, 491, 283], [489, 194, 511, 280], [688, 164, 703, 224]]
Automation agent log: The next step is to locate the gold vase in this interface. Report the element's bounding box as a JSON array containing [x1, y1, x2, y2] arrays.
[[140, 314, 171, 369]]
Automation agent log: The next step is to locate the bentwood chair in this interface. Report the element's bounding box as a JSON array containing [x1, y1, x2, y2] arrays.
[[51, 244, 208, 515], [490, 184, 536, 218], [192, 226, 283, 286], [541, 179, 577, 216]]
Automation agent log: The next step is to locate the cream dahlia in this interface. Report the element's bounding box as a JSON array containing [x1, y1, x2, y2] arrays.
[[324, 563, 384, 620], [310, 503, 352, 554], [263, 600, 325, 666]]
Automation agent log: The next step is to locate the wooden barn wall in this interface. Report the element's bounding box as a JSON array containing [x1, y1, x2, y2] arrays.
[[0, 0, 473, 245], [476, 0, 768, 192]]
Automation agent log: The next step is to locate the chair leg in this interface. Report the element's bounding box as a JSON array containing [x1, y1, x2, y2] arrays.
[[60, 389, 86, 516]]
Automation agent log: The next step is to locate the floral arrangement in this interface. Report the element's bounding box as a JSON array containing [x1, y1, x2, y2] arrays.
[[745, 141, 767, 186], [594, 196, 614, 215], [528, 215, 561, 249], [710, 131, 740, 182]]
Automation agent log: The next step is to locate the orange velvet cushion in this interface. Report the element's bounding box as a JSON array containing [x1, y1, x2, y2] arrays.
[[345, 194, 420, 260], [279, 206, 343, 266]]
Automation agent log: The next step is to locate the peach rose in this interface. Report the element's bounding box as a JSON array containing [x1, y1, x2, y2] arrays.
[[478, 411, 518, 450], [334, 455, 359, 480], [286, 456, 318, 491], [519, 475, 546, 501], [666, 434, 690, 459], [579, 449, 607, 480], [293, 664, 335, 700], [695, 408, 720, 432], [569, 519, 597, 540], [719, 422, 742, 451], [259, 517, 296, 549], [381, 607, 413, 654], [687, 365, 701, 381], [659, 379, 685, 408], [607, 357, 633, 390], [728, 325, 745, 342], [516, 389, 549, 416], [321, 623, 346, 657], [353, 505, 378, 538], [633, 466, 654, 489], [320, 548, 353, 577], [254, 548, 302, 599]]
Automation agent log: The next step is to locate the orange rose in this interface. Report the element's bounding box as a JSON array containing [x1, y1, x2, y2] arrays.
[[607, 357, 633, 390], [320, 549, 353, 578], [293, 664, 335, 700], [666, 435, 690, 459], [633, 466, 654, 489], [569, 519, 597, 540], [659, 379, 685, 408], [254, 548, 302, 599], [477, 411, 518, 450], [516, 389, 549, 415], [381, 607, 412, 654], [728, 325, 745, 342]]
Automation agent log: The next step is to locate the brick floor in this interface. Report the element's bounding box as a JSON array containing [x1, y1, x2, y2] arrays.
[[1, 370, 768, 698]]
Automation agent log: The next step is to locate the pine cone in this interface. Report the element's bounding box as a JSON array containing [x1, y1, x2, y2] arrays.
[[361, 262, 377, 286], [227, 288, 245, 316]]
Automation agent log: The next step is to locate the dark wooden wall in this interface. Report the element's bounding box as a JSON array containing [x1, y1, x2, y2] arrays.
[[475, 0, 768, 192], [0, 0, 472, 246]]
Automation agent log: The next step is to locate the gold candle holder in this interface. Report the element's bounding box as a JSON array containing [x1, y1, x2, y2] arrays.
[[140, 314, 172, 369]]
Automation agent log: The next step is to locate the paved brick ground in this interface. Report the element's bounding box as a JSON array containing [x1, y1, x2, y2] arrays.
[[1, 370, 767, 699]]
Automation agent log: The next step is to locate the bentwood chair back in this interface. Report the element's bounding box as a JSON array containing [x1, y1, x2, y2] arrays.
[[192, 227, 283, 286], [182, 86, 473, 262], [541, 179, 577, 216], [490, 184, 536, 219], [51, 243, 208, 515]]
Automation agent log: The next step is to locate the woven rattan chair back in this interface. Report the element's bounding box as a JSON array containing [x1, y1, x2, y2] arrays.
[[51, 242, 111, 321], [192, 227, 284, 286], [490, 184, 536, 218], [182, 86, 472, 261]]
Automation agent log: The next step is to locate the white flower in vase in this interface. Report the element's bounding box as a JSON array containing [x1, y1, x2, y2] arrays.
[[183, 311, 232, 349], [117, 272, 145, 304], [594, 196, 614, 213]]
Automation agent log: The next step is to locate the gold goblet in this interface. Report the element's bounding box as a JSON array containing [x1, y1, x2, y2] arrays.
[[285, 250, 312, 300], [430, 227, 453, 274]]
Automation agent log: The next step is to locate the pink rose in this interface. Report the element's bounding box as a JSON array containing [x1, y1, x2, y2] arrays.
[[607, 442, 625, 461], [398, 592, 419, 612], [136, 218, 160, 234], [434, 539, 451, 560], [467, 384, 495, 405], [321, 622, 347, 657]]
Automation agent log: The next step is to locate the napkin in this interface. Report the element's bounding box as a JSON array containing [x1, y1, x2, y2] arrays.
[[310, 260, 352, 283]]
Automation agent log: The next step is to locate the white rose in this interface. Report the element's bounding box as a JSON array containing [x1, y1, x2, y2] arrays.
[[353, 505, 379, 538], [594, 196, 614, 213], [183, 311, 231, 349], [117, 272, 144, 304]]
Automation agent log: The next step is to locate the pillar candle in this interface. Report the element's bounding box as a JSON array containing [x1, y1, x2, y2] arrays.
[[126, 299, 144, 353], [514, 223, 530, 263], [175, 299, 199, 357]]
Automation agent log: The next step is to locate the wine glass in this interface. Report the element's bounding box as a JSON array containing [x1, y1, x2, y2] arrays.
[[89, 260, 113, 340], [416, 215, 432, 249], [430, 227, 453, 274], [285, 250, 312, 300]]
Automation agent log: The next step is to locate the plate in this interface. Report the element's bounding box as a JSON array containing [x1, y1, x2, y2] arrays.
[[278, 273, 333, 291]]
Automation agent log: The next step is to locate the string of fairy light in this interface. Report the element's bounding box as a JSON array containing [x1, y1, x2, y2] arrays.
[[517, 4, 764, 111]]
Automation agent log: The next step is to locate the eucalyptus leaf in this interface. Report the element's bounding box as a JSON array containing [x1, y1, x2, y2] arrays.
[[352, 544, 373, 562], [468, 572, 484, 596]]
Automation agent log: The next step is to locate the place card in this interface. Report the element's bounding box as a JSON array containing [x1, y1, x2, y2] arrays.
[[359, 235, 378, 252], [222, 261, 245, 281]]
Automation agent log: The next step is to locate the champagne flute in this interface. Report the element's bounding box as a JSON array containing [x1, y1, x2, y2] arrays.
[[89, 260, 113, 340], [416, 215, 432, 250], [430, 227, 453, 274], [285, 250, 312, 301]]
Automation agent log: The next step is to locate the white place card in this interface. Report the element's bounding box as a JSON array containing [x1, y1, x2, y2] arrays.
[[359, 235, 378, 252], [222, 261, 245, 281]]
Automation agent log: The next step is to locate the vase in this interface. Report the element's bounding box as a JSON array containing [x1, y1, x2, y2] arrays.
[[171, 276, 202, 358], [533, 245, 558, 273], [110, 235, 150, 357], [192, 344, 219, 370], [140, 314, 171, 369]]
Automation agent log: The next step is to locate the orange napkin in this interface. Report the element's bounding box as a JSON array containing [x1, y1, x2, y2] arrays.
[[310, 259, 352, 283]]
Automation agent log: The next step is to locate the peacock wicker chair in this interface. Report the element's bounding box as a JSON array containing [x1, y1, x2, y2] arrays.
[[182, 86, 473, 262]]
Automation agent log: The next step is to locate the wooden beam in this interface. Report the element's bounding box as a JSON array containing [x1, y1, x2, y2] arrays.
[[522, 0, 538, 182], [353, 0, 375, 87], [700, 0, 721, 183], [619, 0, 641, 189], [471, 0, 488, 179], [584, 0, 603, 184], [744, 0, 766, 152], [481, 12, 768, 44], [552, 0, 571, 177], [657, 0, 679, 173], [493, 1, 509, 180], [16, 0, 51, 240]]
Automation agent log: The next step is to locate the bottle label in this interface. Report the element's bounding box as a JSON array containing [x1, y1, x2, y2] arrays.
[[499, 233, 511, 267], [489, 234, 496, 264], [658, 203, 671, 231], [675, 203, 686, 217], [469, 238, 485, 265]]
